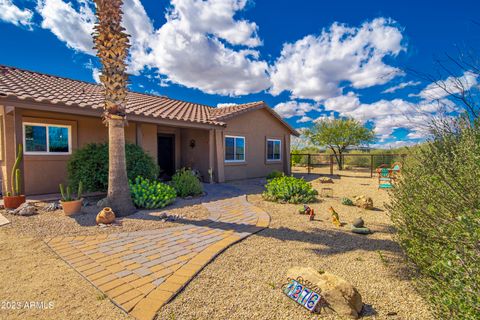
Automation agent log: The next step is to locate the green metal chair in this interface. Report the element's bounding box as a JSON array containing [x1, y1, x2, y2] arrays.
[[378, 168, 393, 189]]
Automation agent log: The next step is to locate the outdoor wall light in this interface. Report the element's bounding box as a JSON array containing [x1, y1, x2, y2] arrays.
[[190, 139, 196, 148]]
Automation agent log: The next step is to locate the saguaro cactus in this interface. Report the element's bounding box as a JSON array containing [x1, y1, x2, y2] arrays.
[[10, 144, 23, 196]]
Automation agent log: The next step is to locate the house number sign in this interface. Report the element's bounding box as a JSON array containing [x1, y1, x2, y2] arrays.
[[283, 277, 322, 312]]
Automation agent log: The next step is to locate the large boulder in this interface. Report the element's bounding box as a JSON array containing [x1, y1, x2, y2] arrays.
[[286, 267, 363, 319], [353, 195, 374, 210]]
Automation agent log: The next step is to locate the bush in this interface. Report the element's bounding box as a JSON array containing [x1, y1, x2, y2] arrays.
[[129, 176, 176, 209], [262, 176, 318, 204], [341, 197, 353, 206], [389, 120, 480, 320], [67, 143, 159, 192], [171, 168, 203, 198], [266, 170, 284, 180]]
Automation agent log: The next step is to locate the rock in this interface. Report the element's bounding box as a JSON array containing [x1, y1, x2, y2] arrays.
[[10, 202, 38, 216], [352, 217, 364, 228], [286, 267, 363, 319], [96, 207, 115, 225], [96, 197, 110, 208], [43, 202, 60, 212], [353, 195, 374, 210]]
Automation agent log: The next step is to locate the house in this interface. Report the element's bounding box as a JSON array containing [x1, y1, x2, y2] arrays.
[[0, 65, 298, 195]]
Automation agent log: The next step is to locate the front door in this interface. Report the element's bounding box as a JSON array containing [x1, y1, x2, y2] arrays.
[[157, 134, 175, 179]]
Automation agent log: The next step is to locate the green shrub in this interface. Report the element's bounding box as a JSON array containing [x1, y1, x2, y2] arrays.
[[129, 176, 176, 209], [341, 197, 353, 206], [67, 143, 159, 192], [171, 168, 203, 197], [262, 176, 318, 203], [266, 170, 284, 180], [389, 120, 480, 320]]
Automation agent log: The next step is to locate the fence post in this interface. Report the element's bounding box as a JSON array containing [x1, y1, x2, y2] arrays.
[[330, 155, 334, 175], [307, 154, 311, 174], [370, 154, 374, 178]]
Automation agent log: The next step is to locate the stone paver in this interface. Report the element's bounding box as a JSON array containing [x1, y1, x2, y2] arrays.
[[46, 195, 269, 320]]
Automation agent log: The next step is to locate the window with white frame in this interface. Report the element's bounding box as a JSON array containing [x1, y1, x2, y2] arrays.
[[267, 139, 281, 161], [225, 136, 245, 162], [23, 123, 71, 154]]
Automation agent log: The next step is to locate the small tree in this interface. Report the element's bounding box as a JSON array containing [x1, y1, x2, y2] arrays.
[[306, 118, 375, 170]]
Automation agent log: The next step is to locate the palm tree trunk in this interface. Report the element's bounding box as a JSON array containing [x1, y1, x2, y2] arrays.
[[107, 118, 135, 216]]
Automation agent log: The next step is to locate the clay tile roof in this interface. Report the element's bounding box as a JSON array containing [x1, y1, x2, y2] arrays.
[[0, 65, 298, 134], [0, 65, 222, 126]]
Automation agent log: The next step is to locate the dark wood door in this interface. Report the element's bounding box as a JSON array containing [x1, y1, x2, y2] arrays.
[[157, 134, 175, 178]]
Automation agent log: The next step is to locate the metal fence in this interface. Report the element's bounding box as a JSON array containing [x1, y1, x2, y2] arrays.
[[291, 153, 407, 177]]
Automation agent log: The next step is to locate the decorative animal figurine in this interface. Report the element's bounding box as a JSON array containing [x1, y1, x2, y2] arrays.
[[329, 206, 341, 227], [299, 204, 312, 215], [309, 208, 315, 221], [96, 207, 116, 225]]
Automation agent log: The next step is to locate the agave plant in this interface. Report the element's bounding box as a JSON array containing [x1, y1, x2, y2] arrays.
[[92, 0, 135, 216]]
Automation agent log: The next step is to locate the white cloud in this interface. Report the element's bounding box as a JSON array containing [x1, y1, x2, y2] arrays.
[[34, 0, 270, 96], [270, 17, 405, 101], [36, 0, 95, 54], [217, 103, 238, 108], [416, 71, 478, 101], [273, 101, 318, 118], [0, 0, 33, 28], [296, 116, 312, 123], [382, 80, 421, 94]]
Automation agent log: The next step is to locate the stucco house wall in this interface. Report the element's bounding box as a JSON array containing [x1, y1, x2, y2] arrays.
[[222, 108, 291, 181]]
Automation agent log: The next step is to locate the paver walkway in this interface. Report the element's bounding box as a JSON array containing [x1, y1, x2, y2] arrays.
[[45, 195, 270, 320]]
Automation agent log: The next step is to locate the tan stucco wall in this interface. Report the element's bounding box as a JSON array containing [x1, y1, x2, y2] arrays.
[[1, 108, 145, 195], [223, 108, 291, 181], [180, 128, 210, 181]]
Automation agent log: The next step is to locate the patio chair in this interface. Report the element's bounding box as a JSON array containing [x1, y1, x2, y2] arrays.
[[390, 162, 402, 181], [378, 167, 393, 189]]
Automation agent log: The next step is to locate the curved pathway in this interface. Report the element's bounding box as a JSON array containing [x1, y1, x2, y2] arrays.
[[45, 195, 270, 320]]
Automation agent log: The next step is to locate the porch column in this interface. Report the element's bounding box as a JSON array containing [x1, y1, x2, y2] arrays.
[[284, 134, 291, 175], [214, 129, 225, 183], [2, 107, 25, 195], [208, 129, 215, 183]]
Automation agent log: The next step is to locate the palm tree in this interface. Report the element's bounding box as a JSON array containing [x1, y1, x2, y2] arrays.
[[93, 0, 135, 216]]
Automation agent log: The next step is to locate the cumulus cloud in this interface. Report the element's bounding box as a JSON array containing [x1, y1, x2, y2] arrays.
[[217, 103, 238, 108], [416, 71, 478, 101], [273, 101, 318, 118], [382, 80, 421, 94], [0, 0, 33, 28], [36, 0, 95, 54], [33, 0, 270, 95], [297, 116, 313, 123], [270, 17, 405, 101]]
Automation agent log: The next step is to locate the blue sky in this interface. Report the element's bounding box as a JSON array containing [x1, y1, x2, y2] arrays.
[[1, 0, 479, 148]]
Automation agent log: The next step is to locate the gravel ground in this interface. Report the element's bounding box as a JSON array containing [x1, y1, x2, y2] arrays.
[[0, 232, 131, 320], [157, 169, 433, 320], [1, 197, 210, 238]]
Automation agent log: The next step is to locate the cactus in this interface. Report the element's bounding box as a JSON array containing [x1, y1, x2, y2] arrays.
[[59, 184, 66, 201], [10, 144, 23, 196], [77, 181, 83, 200], [66, 185, 72, 201]]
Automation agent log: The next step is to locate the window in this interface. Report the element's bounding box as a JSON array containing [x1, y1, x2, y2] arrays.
[[225, 136, 245, 162], [23, 123, 71, 154], [267, 139, 281, 161]]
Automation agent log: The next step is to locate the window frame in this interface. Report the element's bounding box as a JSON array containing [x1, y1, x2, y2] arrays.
[[266, 138, 282, 161], [23, 122, 72, 155], [224, 135, 246, 163]]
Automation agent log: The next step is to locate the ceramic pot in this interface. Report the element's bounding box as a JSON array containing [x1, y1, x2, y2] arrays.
[[3, 195, 26, 209], [61, 199, 83, 216], [96, 207, 115, 225]]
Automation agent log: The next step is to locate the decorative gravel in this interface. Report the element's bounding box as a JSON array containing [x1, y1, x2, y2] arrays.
[[1, 197, 209, 239], [157, 169, 433, 320]]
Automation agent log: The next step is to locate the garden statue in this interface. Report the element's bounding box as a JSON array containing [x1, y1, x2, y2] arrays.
[[309, 208, 315, 221], [329, 206, 341, 227]]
